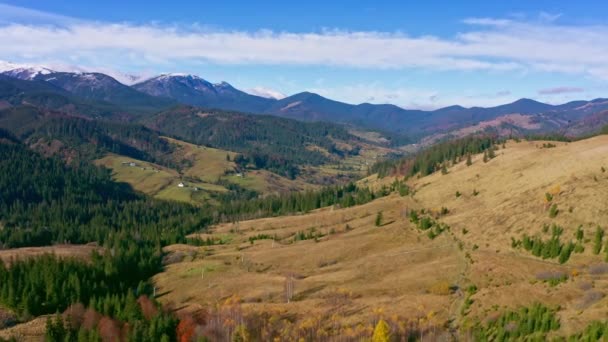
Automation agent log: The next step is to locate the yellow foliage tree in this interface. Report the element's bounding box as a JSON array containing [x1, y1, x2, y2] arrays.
[[232, 324, 250, 342], [372, 319, 391, 342]]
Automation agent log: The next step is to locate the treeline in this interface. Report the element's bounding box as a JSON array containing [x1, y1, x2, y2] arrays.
[[215, 182, 392, 221], [234, 152, 300, 179], [0, 141, 209, 248], [45, 295, 178, 342], [0, 140, 207, 340], [371, 135, 500, 178], [0, 111, 179, 168], [30, 117, 174, 164], [470, 303, 560, 340], [511, 224, 582, 264], [0, 233, 161, 317]]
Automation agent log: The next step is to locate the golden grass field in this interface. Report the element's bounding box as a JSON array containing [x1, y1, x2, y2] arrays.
[[94, 137, 340, 204], [0, 316, 49, 342], [153, 135, 608, 337], [155, 194, 465, 328], [0, 244, 98, 266]]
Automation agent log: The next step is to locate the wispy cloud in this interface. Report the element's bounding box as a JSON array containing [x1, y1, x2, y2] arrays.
[[462, 17, 513, 26], [307, 83, 517, 110], [1, 5, 608, 81], [0, 3, 81, 26], [538, 86, 585, 95]]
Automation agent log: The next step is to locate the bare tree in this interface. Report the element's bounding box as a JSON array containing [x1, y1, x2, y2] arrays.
[[284, 273, 295, 303]]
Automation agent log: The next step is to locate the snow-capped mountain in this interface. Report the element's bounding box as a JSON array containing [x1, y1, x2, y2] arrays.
[[0, 61, 55, 80], [1, 65, 174, 111], [133, 74, 274, 113]]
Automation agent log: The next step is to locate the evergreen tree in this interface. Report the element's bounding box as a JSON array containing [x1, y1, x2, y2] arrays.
[[593, 227, 604, 255], [375, 212, 383, 227]]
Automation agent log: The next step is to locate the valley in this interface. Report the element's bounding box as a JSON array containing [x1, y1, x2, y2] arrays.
[[140, 136, 608, 339], [1, 38, 608, 340]]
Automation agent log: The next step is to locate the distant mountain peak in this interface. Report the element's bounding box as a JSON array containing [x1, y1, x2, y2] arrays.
[[512, 98, 543, 104], [153, 73, 204, 80], [3, 66, 55, 80], [436, 105, 467, 111], [214, 81, 234, 90]]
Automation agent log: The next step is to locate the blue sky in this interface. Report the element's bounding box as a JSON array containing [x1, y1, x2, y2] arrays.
[[2, 1, 608, 109]]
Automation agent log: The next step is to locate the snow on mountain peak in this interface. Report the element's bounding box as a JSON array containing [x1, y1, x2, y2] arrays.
[[0, 61, 22, 72], [214, 81, 232, 88], [0, 60, 55, 79]]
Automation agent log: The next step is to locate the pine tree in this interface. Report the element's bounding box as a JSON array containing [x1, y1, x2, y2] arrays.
[[593, 227, 604, 255], [466, 154, 472, 166], [549, 204, 559, 218], [372, 319, 391, 342]]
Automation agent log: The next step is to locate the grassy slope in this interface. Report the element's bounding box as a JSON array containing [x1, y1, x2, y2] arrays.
[[154, 135, 608, 337], [154, 194, 465, 327], [94, 136, 391, 204], [407, 136, 608, 335], [93, 138, 309, 204]]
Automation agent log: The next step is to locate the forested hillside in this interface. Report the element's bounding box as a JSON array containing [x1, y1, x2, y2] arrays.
[[0, 140, 208, 248], [143, 106, 366, 178], [0, 135, 393, 340]]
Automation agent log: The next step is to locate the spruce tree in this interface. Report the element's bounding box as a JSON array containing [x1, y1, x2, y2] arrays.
[[593, 227, 604, 255]]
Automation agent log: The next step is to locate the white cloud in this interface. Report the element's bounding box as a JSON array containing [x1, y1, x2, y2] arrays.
[[462, 18, 513, 26], [2, 5, 608, 107], [307, 83, 517, 110], [246, 86, 287, 99], [2, 8, 608, 80]]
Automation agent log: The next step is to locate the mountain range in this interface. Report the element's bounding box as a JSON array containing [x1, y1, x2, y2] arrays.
[[2, 62, 608, 140]]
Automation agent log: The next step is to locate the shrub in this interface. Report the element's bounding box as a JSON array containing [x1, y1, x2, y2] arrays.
[[375, 212, 383, 227], [428, 281, 453, 295], [549, 204, 559, 218]]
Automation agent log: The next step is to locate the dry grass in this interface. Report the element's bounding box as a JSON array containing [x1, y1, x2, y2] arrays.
[[95, 138, 323, 203], [155, 195, 465, 326], [164, 137, 237, 183], [0, 315, 48, 341], [94, 154, 177, 195], [0, 244, 98, 266], [406, 136, 608, 334], [155, 135, 608, 336], [7, 135, 608, 338]]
